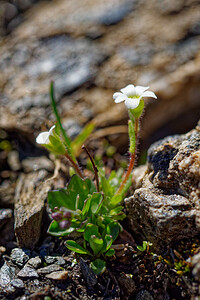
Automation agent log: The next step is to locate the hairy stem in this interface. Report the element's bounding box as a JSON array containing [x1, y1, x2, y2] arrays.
[[64, 152, 84, 179], [116, 118, 139, 195], [82, 145, 100, 192]]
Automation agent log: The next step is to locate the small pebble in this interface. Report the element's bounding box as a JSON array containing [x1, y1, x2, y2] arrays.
[[17, 266, 39, 279], [11, 278, 24, 289], [37, 264, 63, 275], [26, 256, 42, 269], [44, 256, 66, 266], [10, 248, 30, 267], [45, 270, 68, 280]]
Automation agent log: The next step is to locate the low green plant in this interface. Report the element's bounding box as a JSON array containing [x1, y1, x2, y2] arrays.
[[36, 82, 157, 274]]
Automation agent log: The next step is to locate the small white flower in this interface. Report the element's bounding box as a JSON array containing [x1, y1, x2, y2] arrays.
[[36, 125, 56, 145], [113, 84, 157, 109]]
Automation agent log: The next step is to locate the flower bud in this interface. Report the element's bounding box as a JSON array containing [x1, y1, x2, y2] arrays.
[[63, 211, 71, 219], [59, 220, 71, 230], [52, 212, 63, 221]]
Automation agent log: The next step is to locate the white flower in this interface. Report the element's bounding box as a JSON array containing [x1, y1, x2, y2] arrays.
[[113, 84, 157, 109], [36, 125, 56, 144]]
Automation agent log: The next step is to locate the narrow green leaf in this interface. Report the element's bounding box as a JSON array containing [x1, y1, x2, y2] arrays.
[[50, 82, 75, 161], [65, 240, 91, 255], [48, 220, 74, 236], [71, 122, 95, 157], [90, 193, 104, 214], [102, 235, 113, 252], [90, 259, 106, 275], [109, 194, 122, 207]]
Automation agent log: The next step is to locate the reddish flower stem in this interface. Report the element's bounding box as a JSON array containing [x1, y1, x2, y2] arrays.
[[64, 153, 84, 179], [116, 118, 139, 195]]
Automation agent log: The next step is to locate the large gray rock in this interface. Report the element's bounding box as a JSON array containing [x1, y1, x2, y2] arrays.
[[125, 121, 200, 250], [14, 170, 53, 249]]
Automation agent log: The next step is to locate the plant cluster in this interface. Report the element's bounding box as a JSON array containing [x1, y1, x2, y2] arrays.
[[36, 82, 157, 274]]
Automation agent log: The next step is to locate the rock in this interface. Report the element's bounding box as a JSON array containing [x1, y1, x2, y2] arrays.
[[192, 252, 200, 282], [118, 273, 136, 296], [26, 256, 42, 269], [37, 264, 63, 275], [125, 122, 200, 250], [135, 290, 154, 300], [10, 278, 24, 289], [21, 156, 54, 173], [10, 248, 30, 267], [79, 258, 97, 287], [14, 170, 53, 249], [0, 261, 16, 288], [0, 208, 12, 229], [45, 270, 68, 280], [17, 266, 39, 279], [44, 256, 66, 266]]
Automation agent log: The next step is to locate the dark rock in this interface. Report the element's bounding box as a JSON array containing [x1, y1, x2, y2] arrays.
[[135, 289, 154, 300], [118, 273, 136, 296], [17, 266, 39, 279], [45, 270, 68, 280], [10, 278, 24, 289], [79, 258, 97, 287], [125, 122, 200, 250], [37, 264, 63, 275], [10, 248, 30, 267], [192, 252, 200, 282]]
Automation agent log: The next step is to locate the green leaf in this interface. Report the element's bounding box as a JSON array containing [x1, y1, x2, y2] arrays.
[[50, 82, 75, 161], [137, 245, 145, 252], [90, 193, 104, 214], [106, 221, 120, 241], [65, 240, 91, 255], [49, 135, 66, 155], [84, 224, 99, 242], [90, 259, 106, 275], [82, 197, 92, 216], [48, 189, 75, 211], [48, 220, 74, 236], [89, 235, 104, 255], [105, 248, 115, 257], [71, 122, 95, 157], [109, 194, 122, 207], [102, 235, 113, 252], [101, 176, 114, 198]]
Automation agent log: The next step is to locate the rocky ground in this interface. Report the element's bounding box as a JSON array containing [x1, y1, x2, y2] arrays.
[[0, 0, 200, 299]]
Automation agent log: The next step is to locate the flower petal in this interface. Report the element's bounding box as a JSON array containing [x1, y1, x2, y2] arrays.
[[114, 93, 127, 103], [120, 84, 136, 97], [36, 132, 50, 144], [113, 92, 123, 100], [135, 86, 149, 96], [49, 125, 56, 135], [124, 97, 140, 109], [142, 91, 157, 99]]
